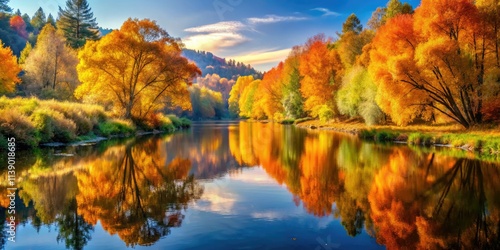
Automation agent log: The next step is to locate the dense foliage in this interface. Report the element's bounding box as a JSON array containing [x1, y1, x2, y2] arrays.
[[229, 0, 500, 129]]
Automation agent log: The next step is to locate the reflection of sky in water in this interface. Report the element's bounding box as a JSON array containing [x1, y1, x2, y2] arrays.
[[8, 167, 382, 250]]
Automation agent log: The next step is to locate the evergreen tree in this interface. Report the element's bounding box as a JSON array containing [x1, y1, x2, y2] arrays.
[[57, 0, 99, 48], [46, 13, 56, 27], [15, 9, 21, 16], [0, 0, 11, 13], [342, 14, 362, 35], [31, 7, 46, 33]]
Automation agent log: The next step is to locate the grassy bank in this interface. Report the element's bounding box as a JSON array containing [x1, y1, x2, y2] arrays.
[[294, 119, 500, 156], [0, 97, 190, 149]]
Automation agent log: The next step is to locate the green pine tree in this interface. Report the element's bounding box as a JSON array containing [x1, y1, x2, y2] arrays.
[[31, 7, 47, 33], [57, 0, 99, 48], [46, 13, 56, 27], [0, 0, 11, 13]]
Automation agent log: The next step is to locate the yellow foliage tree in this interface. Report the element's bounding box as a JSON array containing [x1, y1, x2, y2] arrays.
[[0, 41, 21, 94], [75, 18, 200, 120], [23, 24, 79, 99], [228, 75, 254, 117]]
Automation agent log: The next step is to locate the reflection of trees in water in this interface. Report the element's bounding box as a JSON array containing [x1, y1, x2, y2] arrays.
[[230, 122, 500, 248], [76, 138, 203, 247], [417, 158, 500, 249], [0, 136, 203, 249], [56, 198, 94, 250], [369, 149, 500, 249]]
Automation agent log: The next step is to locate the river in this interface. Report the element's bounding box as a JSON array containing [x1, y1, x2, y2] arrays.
[[1, 121, 499, 249]]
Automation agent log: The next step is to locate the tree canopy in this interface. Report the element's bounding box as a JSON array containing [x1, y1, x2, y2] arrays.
[[0, 41, 20, 93], [75, 18, 201, 120]]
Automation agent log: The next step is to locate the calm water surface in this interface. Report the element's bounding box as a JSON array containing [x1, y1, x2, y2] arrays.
[[1, 121, 499, 249]]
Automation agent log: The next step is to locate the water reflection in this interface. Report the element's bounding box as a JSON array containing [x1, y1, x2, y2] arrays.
[[0, 121, 499, 249]]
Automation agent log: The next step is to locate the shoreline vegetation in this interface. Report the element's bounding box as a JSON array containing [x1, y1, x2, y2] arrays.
[[0, 97, 191, 149], [287, 119, 500, 157]]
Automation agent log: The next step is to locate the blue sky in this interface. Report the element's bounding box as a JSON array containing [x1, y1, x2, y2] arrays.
[[9, 0, 421, 71]]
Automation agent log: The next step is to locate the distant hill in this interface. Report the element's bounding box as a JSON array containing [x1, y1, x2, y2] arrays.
[[182, 49, 262, 80]]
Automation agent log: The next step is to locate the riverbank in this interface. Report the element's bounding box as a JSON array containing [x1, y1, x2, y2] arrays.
[[294, 119, 500, 156], [0, 97, 191, 149]]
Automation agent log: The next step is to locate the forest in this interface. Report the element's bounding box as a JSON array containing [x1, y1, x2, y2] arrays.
[[228, 0, 500, 130], [1, 0, 500, 149]]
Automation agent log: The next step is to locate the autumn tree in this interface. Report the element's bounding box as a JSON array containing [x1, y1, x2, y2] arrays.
[[238, 79, 262, 118], [369, 0, 493, 128], [336, 66, 383, 125], [9, 15, 27, 39], [189, 85, 224, 119], [196, 73, 235, 112], [23, 24, 79, 99], [57, 0, 99, 48], [476, 0, 500, 121], [0, 41, 21, 93], [75, 18, 200, 121], [257, 62, 285, 119], [18, 41, 31, 65], [299, 34, 344, 117], [337, 28, 374, 68], [228, 75, 254, 117], [368, 0, 414, 31], [281, 46, 304, 119]]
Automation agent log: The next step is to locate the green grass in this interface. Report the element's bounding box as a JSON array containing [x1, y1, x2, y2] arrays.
[[359, 128, 500, 156]]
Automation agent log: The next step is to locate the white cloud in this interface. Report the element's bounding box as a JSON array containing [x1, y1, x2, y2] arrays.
[[183, 14, 307, 53], [184, 21, 247, 33], [311, 8, 341, 17], [230, 48, 291, 67], [183, 32, 248, 52], [251, 211, 284, 221], [183, 21, 249, 53], [192, 185, 238, 215], [247, 15, 307, 25]]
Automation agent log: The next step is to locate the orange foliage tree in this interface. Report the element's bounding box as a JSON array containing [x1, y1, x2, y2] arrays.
[[0, 41, 21, 94], [370, 0, 496, 128], [299, 34, 344, 117], [9, 15, 28, 39], [75, 18, 200, 120]]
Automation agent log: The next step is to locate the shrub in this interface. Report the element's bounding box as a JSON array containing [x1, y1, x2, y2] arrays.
[[359, 129, 376, 140], [157, 114, 175, 132], [180, 117, 192, 128], [44, 101, 106, 134], [318, 105, 334, 122], [97, 119, 135, 137], [30, 108, 77, 143], [375, 131, 398, 142], [0, 109, 39, 147], [408, 133, 433, 145], [166, 115, 182, 128], [0, 96, 39, 115]]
